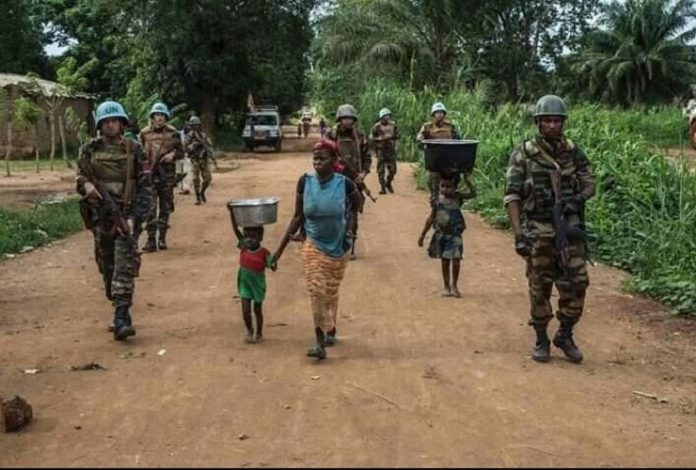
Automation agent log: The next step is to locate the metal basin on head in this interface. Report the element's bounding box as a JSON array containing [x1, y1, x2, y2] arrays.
[[227, 197, 279, 227]]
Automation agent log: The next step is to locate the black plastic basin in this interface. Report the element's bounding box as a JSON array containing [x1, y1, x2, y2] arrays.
[[423, 139, 478, 173]]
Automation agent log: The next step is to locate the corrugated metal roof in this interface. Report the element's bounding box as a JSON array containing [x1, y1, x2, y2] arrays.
[[0, 73, 96, 99]]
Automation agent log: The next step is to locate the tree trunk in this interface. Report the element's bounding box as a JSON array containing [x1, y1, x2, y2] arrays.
[[5, 122, 11, 177], [201, 95, 216, 131], [59, 114, 69, 168], [33, 126, 40, 174], [49, 111, 56, 171]]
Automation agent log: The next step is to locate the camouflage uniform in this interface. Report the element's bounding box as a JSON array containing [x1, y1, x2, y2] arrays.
[[326, 125, 372, 239], [371, 120, 399, 191], [504, 135, 596, 328], [184, 128, 213, 202], [416, 120, 461, 200], [76, 137, 152, 308], [139, 123, 184, 246]]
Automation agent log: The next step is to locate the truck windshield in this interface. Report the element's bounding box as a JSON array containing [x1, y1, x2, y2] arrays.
[[248, 114, 278, 126]]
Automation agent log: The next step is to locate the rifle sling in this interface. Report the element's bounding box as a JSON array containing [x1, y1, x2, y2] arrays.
[[123, 139, 135, 211]]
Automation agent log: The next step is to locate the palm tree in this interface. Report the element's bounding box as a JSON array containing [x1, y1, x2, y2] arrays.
[[573, 0, 696, 106], [314, 0, 479, 90]]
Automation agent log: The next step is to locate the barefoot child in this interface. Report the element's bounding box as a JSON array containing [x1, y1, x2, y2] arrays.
[[229, 210, 276, 343], [418, 172, 476, 298]]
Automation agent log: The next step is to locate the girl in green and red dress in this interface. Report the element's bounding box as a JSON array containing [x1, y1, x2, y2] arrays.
[[229, 210, 276, 343]]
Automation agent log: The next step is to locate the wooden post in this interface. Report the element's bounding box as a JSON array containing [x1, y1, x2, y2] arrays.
[[49, 111, 56, 171], [33, 126, 40, 173], [59, 114, 69, 168], [5, 122, 11, 177]]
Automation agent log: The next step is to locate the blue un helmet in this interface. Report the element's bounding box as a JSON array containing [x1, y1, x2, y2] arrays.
[[95, 101, 129, 129], [149, 102, 171, 120]]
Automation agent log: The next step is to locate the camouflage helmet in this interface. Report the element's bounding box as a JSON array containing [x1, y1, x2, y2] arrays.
[[335, 104, 358, 122], [379, 107, 392, 119], [149, 102, 171, 119], [94, 101, 128, 129], [533, 95, 568, 119], [188, 115, 202, 126]]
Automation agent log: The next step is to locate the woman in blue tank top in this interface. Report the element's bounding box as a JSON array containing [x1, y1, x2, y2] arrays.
[[273, 140, 362, 360]]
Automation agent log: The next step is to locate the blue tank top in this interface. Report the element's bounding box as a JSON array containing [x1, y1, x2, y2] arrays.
[[303, 173, 351, 257]]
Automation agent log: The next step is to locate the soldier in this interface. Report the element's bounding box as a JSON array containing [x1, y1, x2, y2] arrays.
[[504, 95, 596, 364], [319, 117, 328, 138], [185, 115, 218, 205], [371, 108, 400, 194], [326, 103, 372, 260], [139, 102, 184, 252], [416, 102, 461, 201], [76, 101, 152, 341]]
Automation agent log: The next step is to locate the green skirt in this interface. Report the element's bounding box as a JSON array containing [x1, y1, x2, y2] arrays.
[[237, 267, 267, 303]]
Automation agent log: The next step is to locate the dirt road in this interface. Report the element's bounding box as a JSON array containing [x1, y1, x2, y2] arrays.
[[2, 139, 696, 467]]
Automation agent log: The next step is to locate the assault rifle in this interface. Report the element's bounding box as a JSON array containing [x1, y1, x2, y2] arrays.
[[79, 161, 142, 278], [548, 169, 588, 280], [334, 158, 377, 206]]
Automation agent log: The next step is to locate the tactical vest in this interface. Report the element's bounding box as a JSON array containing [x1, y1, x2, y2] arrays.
[[141, 124, 177, 166], [332, 126, 363, 173], [423, 120, 455, 139], [374, 121, 396, 143], [522, 137, 582, 221], [89, 138, 135, 206]]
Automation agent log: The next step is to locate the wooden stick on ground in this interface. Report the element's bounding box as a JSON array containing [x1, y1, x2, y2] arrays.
[[350, 382, 400, 409]]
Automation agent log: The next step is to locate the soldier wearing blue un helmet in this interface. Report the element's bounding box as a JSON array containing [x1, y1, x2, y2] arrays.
[[138, 102, 184, 252], [76, 101, 152, 341]]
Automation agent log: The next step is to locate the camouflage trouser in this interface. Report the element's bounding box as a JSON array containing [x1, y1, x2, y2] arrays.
[[93, 224, 135, 308], [377, 151, 397, 186], [146, 173, 175, 238], [525, 236, 589, 325], [192, 158, 212, 193]]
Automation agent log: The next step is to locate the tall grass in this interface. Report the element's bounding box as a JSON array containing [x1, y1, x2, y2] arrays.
[[350, 81, 696, 315]]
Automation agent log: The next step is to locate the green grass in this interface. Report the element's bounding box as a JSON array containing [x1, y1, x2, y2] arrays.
[[342, 80, 696, 315], [3, 156, 78, 174], [0, 198, 85, 257]]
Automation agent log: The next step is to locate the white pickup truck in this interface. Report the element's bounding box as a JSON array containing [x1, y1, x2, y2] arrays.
[[242, 106, 283, 152]]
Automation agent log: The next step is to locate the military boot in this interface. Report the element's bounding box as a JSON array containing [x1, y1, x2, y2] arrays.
[[553, 318, 583, 363], [530, 320, 551, 363], [158, 231, 168, 250], [379, 179, 387, 195], [195, 192, 202, 205], [113, 306, 136, 341], [200, 182, 210, 203], [143, 236, 158, 253], [386, 180, 395, 193]]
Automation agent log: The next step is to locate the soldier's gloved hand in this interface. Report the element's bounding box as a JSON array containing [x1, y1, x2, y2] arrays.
[[514, 234, 533, 258]]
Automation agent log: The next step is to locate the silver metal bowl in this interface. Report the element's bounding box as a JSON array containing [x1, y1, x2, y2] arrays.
[[226, 197, 279, 226]]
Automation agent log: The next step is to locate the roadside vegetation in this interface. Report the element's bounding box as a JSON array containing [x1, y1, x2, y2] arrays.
[[0, 198, 83, 257], [322, 80, 696, 315]]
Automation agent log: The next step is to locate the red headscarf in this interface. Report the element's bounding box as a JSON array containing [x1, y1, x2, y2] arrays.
[[313, 139, 345, 172], [313, 139, 338, 154]]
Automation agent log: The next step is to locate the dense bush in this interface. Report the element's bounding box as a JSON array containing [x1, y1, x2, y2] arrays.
[[351, 81, 696, 315]]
